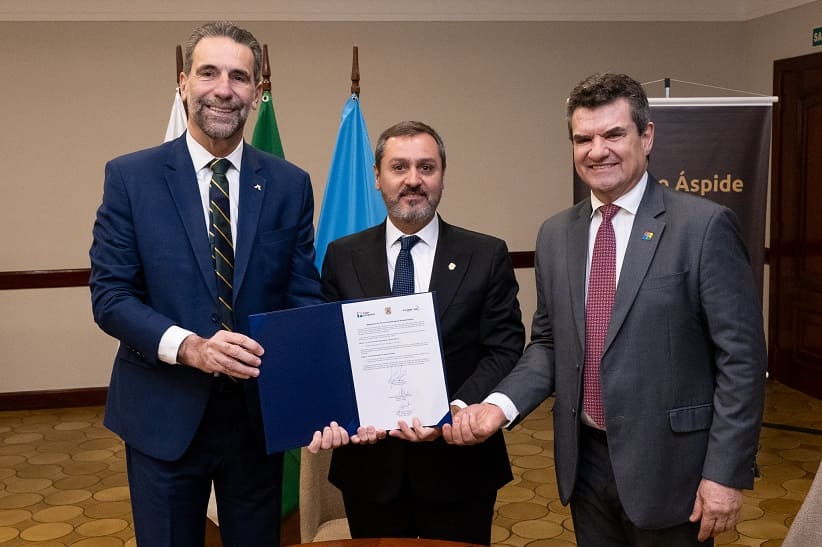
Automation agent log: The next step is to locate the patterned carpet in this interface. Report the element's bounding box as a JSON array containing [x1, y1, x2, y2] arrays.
[[0, 380, 819, 546], [492, 381, 822, 546]]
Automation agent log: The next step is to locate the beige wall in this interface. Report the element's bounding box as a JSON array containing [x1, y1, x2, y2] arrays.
[[3, 2, 822, 392]]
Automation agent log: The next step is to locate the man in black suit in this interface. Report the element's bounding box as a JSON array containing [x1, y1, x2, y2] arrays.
[[444, 73, 767, 546], [314, 121, 524, 545]]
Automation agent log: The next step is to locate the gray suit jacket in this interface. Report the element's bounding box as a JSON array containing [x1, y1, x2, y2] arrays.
[[496, 177, 767, 529]]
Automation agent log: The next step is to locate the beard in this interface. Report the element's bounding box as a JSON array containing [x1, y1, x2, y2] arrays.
[[191, 98, 250, 139], [384, 187, 441, 226]]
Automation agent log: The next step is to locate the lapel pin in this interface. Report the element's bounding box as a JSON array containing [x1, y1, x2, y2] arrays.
[[253, 184, 262, 191], [641, 231, 654, 241], [448, 262, 456, 271]]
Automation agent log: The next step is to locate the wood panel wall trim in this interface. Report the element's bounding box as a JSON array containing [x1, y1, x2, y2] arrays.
[[0, 387, 108, 411], [509, 251, 535, 269], [0, 255, 536, 291], [0, 269, 90, 290], [0, 249, 769, 289]]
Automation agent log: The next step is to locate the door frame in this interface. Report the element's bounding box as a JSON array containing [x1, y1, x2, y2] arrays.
[[769, 51, 822, 398]]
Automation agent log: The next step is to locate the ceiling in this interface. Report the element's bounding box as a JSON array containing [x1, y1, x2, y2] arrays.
[[1, 0, 818, 22]]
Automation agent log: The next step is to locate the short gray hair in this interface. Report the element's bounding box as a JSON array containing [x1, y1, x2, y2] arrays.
[[183, 21, 263, 84]]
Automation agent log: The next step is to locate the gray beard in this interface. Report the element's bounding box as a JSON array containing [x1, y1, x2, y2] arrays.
[[192, 102, 248, 139], [385, 198, 438, 227]]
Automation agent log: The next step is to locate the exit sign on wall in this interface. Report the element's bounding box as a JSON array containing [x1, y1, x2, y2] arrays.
[[815, 27, 822, 47]]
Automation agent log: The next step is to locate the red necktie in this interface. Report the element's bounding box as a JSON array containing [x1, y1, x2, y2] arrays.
[[583, 204, 620, 429]]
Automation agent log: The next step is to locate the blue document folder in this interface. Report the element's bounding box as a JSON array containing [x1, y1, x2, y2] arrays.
[[249, 295, 451, 454]]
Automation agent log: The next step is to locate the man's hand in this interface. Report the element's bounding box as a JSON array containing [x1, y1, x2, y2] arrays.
[[442, 403, 506, 445], [307, 422, 389, 453], [307, 422, 350, 453], [351, 425, 387, 445], [177, 331, 263, 379], [388, 418, 441, 442], [689, 478, 743, 541]]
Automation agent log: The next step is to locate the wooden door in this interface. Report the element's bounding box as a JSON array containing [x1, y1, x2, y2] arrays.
[[769, 51, 822, 398]]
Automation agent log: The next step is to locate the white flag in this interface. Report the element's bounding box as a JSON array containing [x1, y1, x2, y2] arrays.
[[163, 88, 187, 142]]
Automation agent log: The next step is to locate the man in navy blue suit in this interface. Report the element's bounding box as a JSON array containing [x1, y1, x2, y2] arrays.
[[90, 21, 322, 547]]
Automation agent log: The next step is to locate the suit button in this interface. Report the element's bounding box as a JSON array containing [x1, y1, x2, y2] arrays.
[[571, 408, 576, 415], [211, 313, 219, 323]]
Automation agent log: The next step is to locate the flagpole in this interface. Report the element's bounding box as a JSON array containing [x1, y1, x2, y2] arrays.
[[251, 44, 285, 159], [164, 45, 188, 141], [351, 46, 360, 97], [176, 45, 187, 116], [262, 44, 271, 92], [248, 43, 293, 517]]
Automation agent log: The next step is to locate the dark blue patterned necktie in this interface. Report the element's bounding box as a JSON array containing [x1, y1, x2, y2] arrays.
[[392, 235, 421, 296], [209, 158, 234, 331]]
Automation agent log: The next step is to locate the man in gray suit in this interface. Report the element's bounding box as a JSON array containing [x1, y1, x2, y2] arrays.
[[444, 73, 767, 546]]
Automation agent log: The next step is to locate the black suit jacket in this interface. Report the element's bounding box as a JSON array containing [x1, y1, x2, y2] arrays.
[[321, 218, 525, 502]]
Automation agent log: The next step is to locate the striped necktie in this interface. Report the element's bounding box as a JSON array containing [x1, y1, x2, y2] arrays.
[[209, 158, 234, 331]]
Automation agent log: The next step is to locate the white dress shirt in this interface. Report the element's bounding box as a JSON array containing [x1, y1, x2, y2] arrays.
[[385, 215, 439, 293], [586, 172, 647, 296], [157, 134, 245, 365], [386, 215, 464, 408], [486, 173, 648, 426]]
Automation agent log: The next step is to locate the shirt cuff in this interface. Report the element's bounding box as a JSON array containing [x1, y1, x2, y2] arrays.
[[483, 392, 519, 427], [158, 325, 194, 365]]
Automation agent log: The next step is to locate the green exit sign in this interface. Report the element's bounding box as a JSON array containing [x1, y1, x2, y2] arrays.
[[815, 27, 822, 47]]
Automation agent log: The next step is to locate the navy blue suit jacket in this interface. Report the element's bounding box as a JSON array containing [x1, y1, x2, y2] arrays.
[[90, 135, 322, 461]]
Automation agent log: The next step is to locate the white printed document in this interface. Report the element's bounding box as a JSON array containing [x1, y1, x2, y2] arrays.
[[340, 292, 450, 430]]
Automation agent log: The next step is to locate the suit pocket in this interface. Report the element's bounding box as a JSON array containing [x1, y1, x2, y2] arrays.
[[257, 226, 297, 246], [116, 346, 153, 370], [669, 403, 713, 432], [643, 270, 687, 290]]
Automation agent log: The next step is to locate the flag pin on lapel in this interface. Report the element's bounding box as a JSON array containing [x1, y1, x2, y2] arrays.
[[641, 231, 654, 241], [448, 262, 456, 271], [254, 184, 262, 191]]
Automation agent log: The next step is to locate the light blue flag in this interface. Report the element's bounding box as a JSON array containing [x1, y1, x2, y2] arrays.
[[314, 94, 387, 269]]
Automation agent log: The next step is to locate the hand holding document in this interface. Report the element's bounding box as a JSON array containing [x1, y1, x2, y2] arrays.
[[307, 422, 388, 453], [341, 292, 450, 431], [250, 292, 451, 454]]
